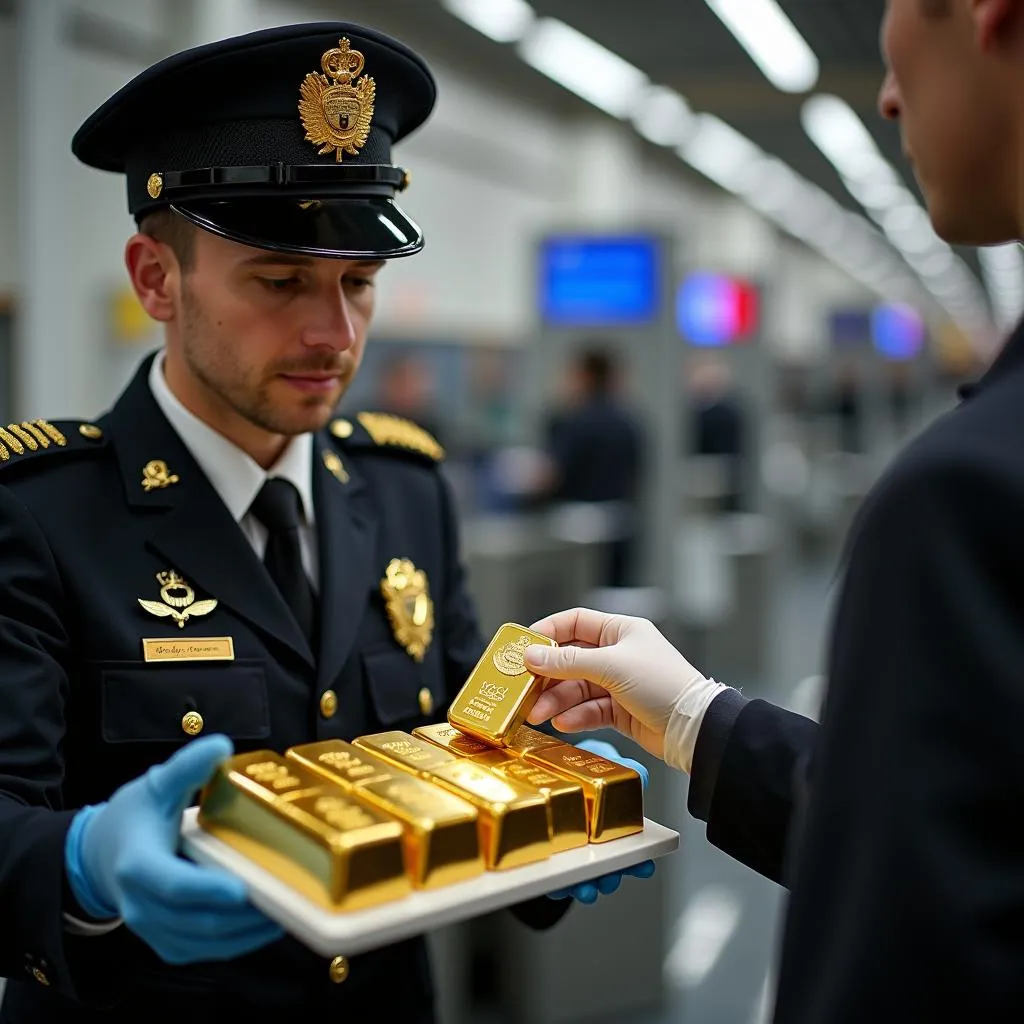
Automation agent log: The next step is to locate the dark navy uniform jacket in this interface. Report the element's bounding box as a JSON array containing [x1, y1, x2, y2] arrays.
[[688, 321, 1024, 1020], [0, 355, 562, 1022]]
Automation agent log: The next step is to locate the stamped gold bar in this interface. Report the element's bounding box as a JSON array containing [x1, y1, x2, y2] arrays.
[[287, 740, 484, 889], [412, 722, 494, 758], [198, 750, 410, 910], [142, 636, 235, 662], [286, 739, 395, 788], [503, 723, 567, 756], [447, 623, 557, 747], [474, 750, 588, 853], [357, 775, 484, 888], [426, 759, 552, 870], [523, 742, 644, 843], [353, 731, 459, 775]]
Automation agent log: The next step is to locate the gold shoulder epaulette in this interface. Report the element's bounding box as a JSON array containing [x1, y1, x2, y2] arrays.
[[334, 412, 445, 462], [0, 419, 105, 467]]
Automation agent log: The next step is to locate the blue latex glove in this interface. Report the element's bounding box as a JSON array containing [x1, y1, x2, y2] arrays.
[[65, 733, 284, 964], [547, 738, 656, 904]]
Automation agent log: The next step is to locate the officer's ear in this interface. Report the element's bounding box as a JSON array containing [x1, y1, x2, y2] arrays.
[[124, 232, 178, 323]]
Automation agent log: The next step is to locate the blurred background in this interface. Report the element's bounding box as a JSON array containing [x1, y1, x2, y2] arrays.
[[1, 1, 1018, 1021]]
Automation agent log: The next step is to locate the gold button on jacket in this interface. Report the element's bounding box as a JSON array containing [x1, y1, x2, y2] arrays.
[[329, 955, 349, 984], [418, 687, 434, 716], [319, 690, 338, 718], [181, 711, 204, 736]]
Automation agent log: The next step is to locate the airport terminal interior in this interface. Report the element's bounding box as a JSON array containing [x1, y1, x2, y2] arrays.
[[0, 1, 1017, 1021]]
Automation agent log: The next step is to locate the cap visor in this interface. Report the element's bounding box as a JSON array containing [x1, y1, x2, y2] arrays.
[[172, 196, 423, 259]]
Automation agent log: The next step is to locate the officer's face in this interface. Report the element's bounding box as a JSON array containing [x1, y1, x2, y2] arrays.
[[878, 0, 1021, 245], [175, 229, 384, 438]]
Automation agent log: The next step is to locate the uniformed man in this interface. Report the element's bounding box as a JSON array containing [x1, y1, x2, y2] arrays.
[[0, 23, 647, 1024], [524, 1, 1024, 1019]]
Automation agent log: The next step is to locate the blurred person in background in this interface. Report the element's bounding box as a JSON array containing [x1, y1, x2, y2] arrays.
[[544, 345, 645, 586], [0, 24, 646, 1024], [686, 354, 749, 512], [526, 0, 1024, 1019], [373, 351, 447, 449]]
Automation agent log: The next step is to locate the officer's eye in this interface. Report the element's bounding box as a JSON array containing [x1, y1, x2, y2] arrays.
[[259, 276, 300, 292], [345, 276, 375, 291]]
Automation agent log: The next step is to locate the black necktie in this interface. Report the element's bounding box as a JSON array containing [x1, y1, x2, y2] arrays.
[[250, 477, 316, 645]]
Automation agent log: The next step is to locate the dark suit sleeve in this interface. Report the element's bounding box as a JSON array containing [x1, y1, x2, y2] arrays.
[[771, 452, 1024, 1020], [687, 691, 818, 885], [0, 484, 84, 996]]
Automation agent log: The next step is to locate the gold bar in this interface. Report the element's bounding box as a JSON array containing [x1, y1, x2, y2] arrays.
[[426, 759, 552, 870], [287, 740, 484, 889], [353, 731, 459, 775], [523, 742, 645, 843], [474, 750, 588, 853], [413, 722, 494, 758], [504, 724, 567, 756], [286, 739, 395, 788], [198, 750, 410, 910], [447, 623, 557, 747]]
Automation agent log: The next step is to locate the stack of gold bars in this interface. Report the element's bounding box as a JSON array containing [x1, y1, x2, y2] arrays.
[[197, 624, 645, 911]]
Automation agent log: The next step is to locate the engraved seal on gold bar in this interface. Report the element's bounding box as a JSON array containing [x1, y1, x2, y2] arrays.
[[447, 623, 557, 747]]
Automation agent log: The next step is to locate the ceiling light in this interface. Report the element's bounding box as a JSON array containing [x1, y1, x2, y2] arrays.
[[680, 114, 763, 193], [801, 94, 884, 181], [705, 0, 819, 93], [633, 86, 695, 147], [519, 18, 649, 118], [441, 0, 536, 43]]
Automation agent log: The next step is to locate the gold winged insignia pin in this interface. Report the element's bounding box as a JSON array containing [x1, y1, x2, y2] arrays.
[[298, 37, 376, 163], [380, 558, 434, 663], [138, 571, 218, 629]]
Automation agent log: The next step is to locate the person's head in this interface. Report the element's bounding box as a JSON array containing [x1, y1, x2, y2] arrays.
[[73, 24, 436, 459], [878, 0, 1024, 245], [127, 210, 385, 438], [687, 354, 732, 401], [573, 346, 619, 399], [376, 353, 436, 414]]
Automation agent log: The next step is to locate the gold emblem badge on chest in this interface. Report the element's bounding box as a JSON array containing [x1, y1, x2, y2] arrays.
[[380, 558, 434, 663]]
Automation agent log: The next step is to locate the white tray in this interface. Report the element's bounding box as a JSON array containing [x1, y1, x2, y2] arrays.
[[180, 806, 679, 957]]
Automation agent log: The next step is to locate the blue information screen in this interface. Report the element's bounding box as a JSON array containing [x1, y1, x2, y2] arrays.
[[540, 237, 661, 326]]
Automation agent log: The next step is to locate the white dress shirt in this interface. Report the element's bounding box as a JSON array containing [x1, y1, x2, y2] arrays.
[[148, 351, 320, 589]]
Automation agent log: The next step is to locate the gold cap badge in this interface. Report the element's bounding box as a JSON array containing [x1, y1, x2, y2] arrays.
[[298, 38, 376, 163], [380, 558, 434, 663]]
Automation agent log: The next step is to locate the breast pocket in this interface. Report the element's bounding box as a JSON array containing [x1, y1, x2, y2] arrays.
[[362, 648, 440, 729], [100, 660, 270, 743]]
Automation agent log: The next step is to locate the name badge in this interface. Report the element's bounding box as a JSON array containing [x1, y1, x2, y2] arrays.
[[142, 637, 235, 663]]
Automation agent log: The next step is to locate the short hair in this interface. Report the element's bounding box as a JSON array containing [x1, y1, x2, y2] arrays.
[[578, 347, 617, 394], [138, 208, 197, 271]]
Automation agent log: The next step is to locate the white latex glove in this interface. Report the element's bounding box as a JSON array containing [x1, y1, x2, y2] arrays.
[[525, 608, 728, 773]]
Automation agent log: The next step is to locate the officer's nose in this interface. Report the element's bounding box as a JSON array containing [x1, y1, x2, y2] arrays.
[[302, 289, 358, 352], [878, 70, 901, 122]]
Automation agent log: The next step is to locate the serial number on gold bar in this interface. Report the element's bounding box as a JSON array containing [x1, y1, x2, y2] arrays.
[[198, 750, 409, 910], [353, 731, 459, 775], [447, 623, 557, 747], [287, 740, 484, 889], [522, 742, 645, 843], [413, 722, 494, 758]]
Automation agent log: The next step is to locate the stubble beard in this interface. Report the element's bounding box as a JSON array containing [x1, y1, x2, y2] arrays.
[[180, 282, 348, 437]]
